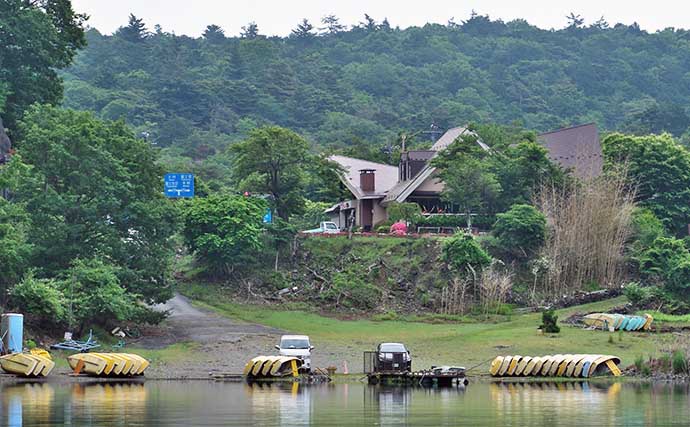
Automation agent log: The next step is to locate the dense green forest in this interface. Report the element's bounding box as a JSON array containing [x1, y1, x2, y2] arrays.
[[61, 13, 690, 170], [5, 1, 690, 334]]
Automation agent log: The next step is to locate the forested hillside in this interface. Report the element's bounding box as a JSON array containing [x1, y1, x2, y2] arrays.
[[63, 14, 690, 163]]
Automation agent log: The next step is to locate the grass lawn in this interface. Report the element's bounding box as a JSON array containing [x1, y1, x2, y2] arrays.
[[187, 292, 671, 371]]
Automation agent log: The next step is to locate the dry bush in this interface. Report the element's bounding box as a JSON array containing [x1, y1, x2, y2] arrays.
[[534, 172, 635, 299], [440, 277, 471, 315], [479, 262, 513, 315]]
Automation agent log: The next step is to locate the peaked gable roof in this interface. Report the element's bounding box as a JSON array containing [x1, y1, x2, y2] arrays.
[[383, 126, 487, 204], [538, 123, 603, 179], [329, 155, 399, 199]]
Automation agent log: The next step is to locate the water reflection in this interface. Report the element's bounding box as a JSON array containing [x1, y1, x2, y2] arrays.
[[4, 380, 690, 426], [490, 381, 622, 426], [1, 383, 55, 427], [0, 381, 146, 426]]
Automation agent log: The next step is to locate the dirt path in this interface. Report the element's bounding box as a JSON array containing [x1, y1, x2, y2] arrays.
[[141, 294, 285, 379]]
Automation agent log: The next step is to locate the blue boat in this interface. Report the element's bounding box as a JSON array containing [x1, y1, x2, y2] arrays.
[[618, 316, 630, 331]]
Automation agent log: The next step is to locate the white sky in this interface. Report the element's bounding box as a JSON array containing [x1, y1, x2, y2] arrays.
[[71, 0, 688, 37]]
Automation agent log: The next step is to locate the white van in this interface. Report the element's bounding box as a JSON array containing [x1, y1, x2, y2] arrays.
[[275, 335, 313, 373]]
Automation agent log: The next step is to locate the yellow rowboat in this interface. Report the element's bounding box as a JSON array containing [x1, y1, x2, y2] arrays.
[[1, 353, 38, 376], [573, 356, 590, 377], [498, 356, 513, 376], [530, 357, 546, 376], [583, 314, 618, 331], [507, 356, 521, 375], [515, 356, 532, 376], [548, 355, 568, 377], [590, 355, 622, 377], [489, 356, 504, 376], [108, 354, 134, 376], [243, 357, 262, 376], [270, 357, 303, 376], [565, 355, 585, 377], [540, 356, 557, 376], [251, 357, 270, 377], [556, 356, 573, 377], [68, 353, 150, 377], [261, 356, 281, 376], [122, 353, 148, 375], [642, 314, 654, 331], [523, 357, 539, 376], [68, 353, 108, 376]]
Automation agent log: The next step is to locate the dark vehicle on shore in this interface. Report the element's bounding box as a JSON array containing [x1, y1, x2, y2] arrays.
[[375, 343, 412, 373]]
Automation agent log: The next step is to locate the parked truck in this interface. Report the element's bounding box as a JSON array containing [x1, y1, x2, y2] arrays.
[[302, 221, 339, 234]]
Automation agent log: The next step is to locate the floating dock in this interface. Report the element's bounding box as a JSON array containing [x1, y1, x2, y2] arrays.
[[367, 370, 468, 387]]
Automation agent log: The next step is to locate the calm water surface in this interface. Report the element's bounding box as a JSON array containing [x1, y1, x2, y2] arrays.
[[1, 380, 690, 426]]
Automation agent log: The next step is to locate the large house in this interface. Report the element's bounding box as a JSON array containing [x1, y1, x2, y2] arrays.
[[327, 123, 602, 231]]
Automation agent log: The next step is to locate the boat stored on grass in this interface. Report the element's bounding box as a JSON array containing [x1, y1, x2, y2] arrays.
[[0, 352, 55, 377], [582, 313, 652, 331], [489, 354, 621, 378]]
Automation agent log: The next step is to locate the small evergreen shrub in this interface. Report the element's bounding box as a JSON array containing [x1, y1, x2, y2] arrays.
[[540, 309, 560, 333]]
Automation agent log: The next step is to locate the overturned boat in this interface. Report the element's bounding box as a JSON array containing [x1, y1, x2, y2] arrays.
[[243, 356, 303, 378], [0, 352, 55, 377], [583, 313, 652, 332], [490, 354, 622, 378], [67, 353, 149, 377]]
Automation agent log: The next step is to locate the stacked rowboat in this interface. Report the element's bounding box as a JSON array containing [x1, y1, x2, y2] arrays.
[[67, 353, 150, 377], [489, 354, 622, 378], [0, 351, 55, 377], [243, 356, 303, 378], [583, 313, 652, 332]]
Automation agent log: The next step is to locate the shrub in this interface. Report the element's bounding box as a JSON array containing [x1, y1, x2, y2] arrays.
[[442, 233, 492, 275], [634, 355, 645, 372], [387, 202, 421, 223], [321, 271, 381, 310], [374, 220, 394, 233], [540, 309, 560, 333], [60, 258, 135, 333], [9, 273, 67, 324], [492, 204, 546, 260], [638, 237, 690, 304]]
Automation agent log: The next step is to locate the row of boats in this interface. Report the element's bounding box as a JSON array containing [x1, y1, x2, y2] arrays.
[[582, 313, 653, 332], [67, 353, 149, 376], [243, 356, 303, 378], [490, 354, 622, 378], [0, 350, 55, 377], [0, 351, 149, 377]]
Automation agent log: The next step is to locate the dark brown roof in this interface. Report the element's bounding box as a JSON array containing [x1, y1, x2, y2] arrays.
[[538, 123, 603, 179]]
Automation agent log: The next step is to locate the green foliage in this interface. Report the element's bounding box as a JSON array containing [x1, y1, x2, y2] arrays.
[[672, 351, 687, 374], [634, 355, 645, 372], [387, 202, 421, 223], [603, 133, 690, 235], [9, 273, 67, 324], [231, 126, 312, 220], [540, 309, 560, 333], [441, 233, 492, 274], [13, 105, 178, 304], [0, 199, 32, 293], [492, 204, 546, 260], [637, 237, 690, 304], [182, 194, 266, 274], [291, 200, 330, 231], [321, 270, 381, 309], [0, 0, 86, 132], [60, 258, 134, 332]]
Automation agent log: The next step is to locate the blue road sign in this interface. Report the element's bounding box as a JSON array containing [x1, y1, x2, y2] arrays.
[[165, 173, 195, 198]]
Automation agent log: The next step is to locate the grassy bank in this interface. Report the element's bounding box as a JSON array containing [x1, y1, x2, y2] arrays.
[[183, 285, 669, 371]]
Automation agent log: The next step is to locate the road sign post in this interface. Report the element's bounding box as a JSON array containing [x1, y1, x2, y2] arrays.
[[164, 173, 195, 198]]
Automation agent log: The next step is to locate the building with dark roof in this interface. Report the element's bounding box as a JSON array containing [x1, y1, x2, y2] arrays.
[[326, 124, 602, 231]]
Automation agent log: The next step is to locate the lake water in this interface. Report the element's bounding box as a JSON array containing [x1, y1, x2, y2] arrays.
[[2, 380, 690, 426]]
